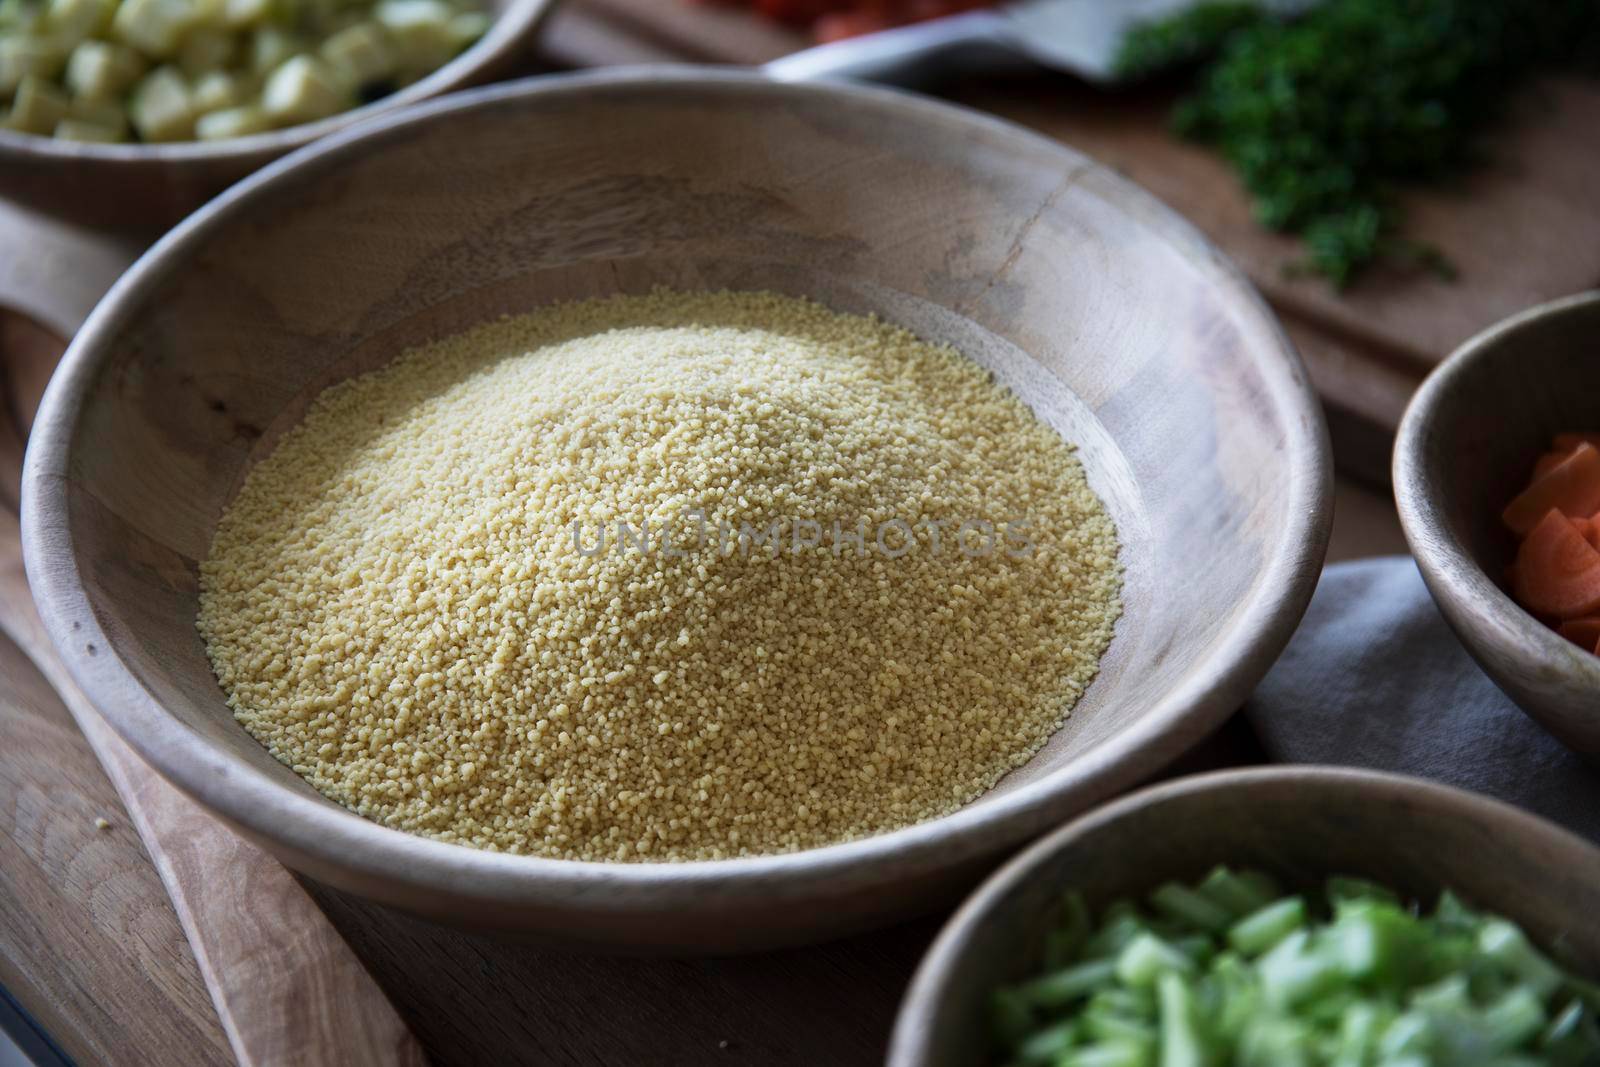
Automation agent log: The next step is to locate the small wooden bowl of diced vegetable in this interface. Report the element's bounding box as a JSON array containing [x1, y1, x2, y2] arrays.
[[1395, 290, 1600, 761], [889, 767, 1600, 1067], [0, 0, 553, 226]]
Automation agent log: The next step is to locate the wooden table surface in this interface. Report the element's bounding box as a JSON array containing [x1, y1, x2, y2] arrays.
[[1, 0, 1584, 1061]]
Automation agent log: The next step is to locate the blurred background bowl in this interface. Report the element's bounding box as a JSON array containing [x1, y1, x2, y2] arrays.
[[0, 0, 555, 229], [1395, 291, 1600, 759], [888, 766, 1600, 1067], [24, 69, 1330, 949]]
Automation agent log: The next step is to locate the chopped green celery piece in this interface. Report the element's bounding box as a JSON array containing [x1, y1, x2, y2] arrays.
[[261, 54, 345, 123], [249, 27, 299, 76], [375, 0, 454, 71], [1016, 1019, 1078, 1064], [52, 115, 121, 140], [1483, 986, 1548, 1053], [1156, 973, 1207, 1067], [1171, 935, 1213, 967], [1089, 988, 1156, 1020], [1228, 897, 1306, 957], [1377, 1010, 1434, 1058], [1327, 876, 1400, 908], [1195, 866, 1275, 918], [1084, 908, 1150, 960], [6, 73, 68, 133], [1410, 973, 1472, 1020], [1059, 1039, 1154, 1067], [177, 28, 236, 78], [1257, 929, 1346, 1009], [319, 21, 394, 88], [1332, 1001, 1387, 1067], [0, 36, 64, 97], [128, 64, 190, 140], [1479, 919, 1564, 999], [1328, 901, 1422, 982], [1238, 1016, 1316, 1067], [111, 0, 197, 57], [991, 988, 1035, 1051], [1434, 890, 1482, 934], [1084, 1010, 1156, 1045], [190, 69, 241, 112], [1150, 882, 1233, 933], [1207, 952, 1260, 1040], [1020, 958, 1118, 1009], [1118, 935, 1195, 990], [193, 101, 268, 139], [43, 0, 110, 44], [62, 39, 144, 99]]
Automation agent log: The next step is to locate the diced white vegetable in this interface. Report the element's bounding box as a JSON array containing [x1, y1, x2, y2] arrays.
[[446, 10, 486, 48], [261, 54, 344, 123], [44, 0, 112, 46], [249, 26, 298, 75], [189, 68, 241, 111], [374, 0, 454, 72], [222, 0, 268, 26], [319, 22, 393, 88], [5, 73, 69, 132], [63, 39, 144, 98], [54, 115, 122, 140], [128, 63, 191, 140], [0, 36, 65, 97], [111, 0, 197, 58], [193, 101, 268, 139]]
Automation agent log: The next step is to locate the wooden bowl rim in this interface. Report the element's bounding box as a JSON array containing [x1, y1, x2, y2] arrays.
[[0, 0, 554, 166], [1394, 290, 1600, 690], [23, 69, 1332, 910], [887, 765, 1600, 1067]]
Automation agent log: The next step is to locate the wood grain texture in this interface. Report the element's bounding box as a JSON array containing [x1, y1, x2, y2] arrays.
[[1394, 292, 1600, 758], [23, 70, 1330, 948], [0, 629, 233, 1067], [891, 768, 1600, 1067], [1, 315, 426, 1067]]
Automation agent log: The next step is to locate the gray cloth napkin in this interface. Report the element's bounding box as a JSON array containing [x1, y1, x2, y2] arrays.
[[1244, 555, 1600, 843]]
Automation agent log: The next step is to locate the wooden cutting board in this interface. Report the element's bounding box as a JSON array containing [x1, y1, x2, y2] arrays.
[[546, 0, 1600, 471]]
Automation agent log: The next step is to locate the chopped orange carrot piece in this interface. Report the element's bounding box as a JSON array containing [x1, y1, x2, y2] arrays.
[[1502, 443, 1600, 536], [1553, 433, 1600, 452], [1534, 449, 1577, 480], [1558, 616, 1600, 650], [1512, 509, 1600, 619]]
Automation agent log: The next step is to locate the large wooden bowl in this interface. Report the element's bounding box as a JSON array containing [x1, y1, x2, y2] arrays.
[[23, 70, 1332, 950], [1395, 292, 1600, 759], [889, 767, 1600, 1066], [0, 0, 554, 229]]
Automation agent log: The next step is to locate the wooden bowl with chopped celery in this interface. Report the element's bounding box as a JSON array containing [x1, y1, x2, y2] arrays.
[[890, 767, 1600, 1067], [0, 0, 552, 226]]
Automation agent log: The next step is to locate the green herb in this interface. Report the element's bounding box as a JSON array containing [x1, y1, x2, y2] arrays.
[[1115, 0, 1600, 287], [990, 867, 1600, 1066]]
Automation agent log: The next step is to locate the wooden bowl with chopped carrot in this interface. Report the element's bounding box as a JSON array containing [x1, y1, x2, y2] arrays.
[[1396, 291, 1600, 760]]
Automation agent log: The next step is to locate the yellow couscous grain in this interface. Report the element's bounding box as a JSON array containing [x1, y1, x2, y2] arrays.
[[197, 290, 1122, 861]]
